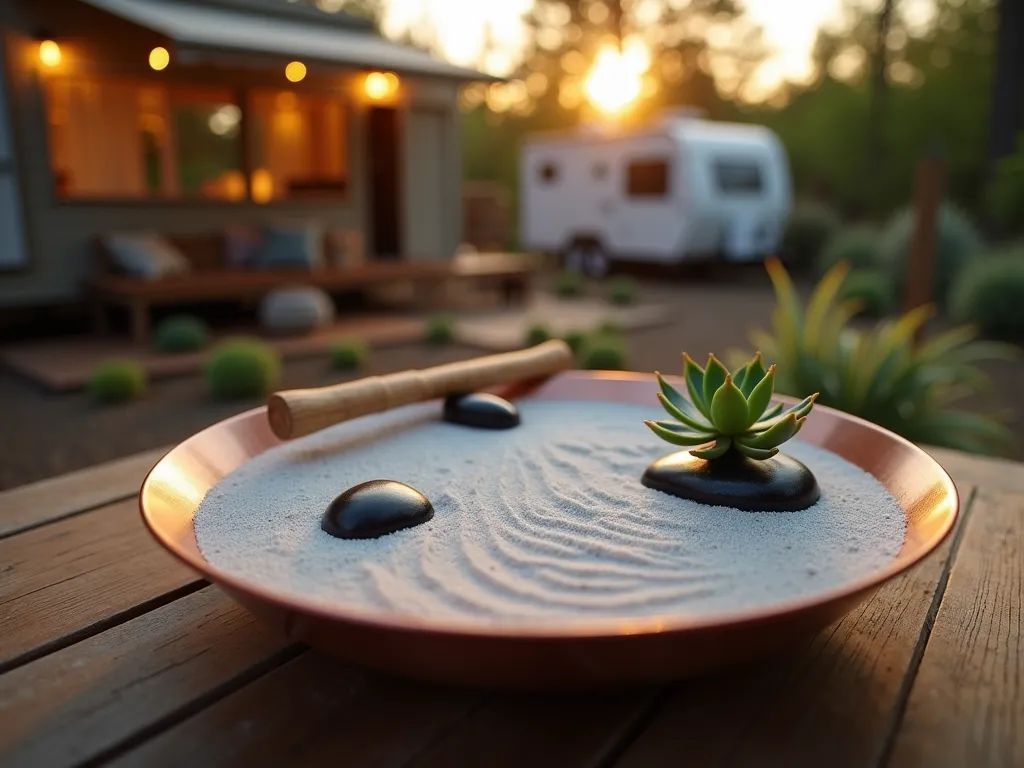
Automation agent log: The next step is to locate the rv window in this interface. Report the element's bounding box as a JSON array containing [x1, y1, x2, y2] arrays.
[[593, 162, 608, 180], [713, 160, 763, 194], [626, 160, 669, 197], [539, 162, 559, 184]]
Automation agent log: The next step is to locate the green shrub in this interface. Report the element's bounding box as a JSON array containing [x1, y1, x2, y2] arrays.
[[783, 200, 842, 272], [205, 338, 281, 400], [951, 248, 1024, 339], [877, 203, 983, 308], [425, 314, 455, 344], [580, 335, 628, 370], [597, 318, 623, 336], [816, 225, 883, 276], [607, 276, 638, 305], [525, 323, 552, 347], [552, 270, 585, 298], [330, 338, 370, 370], [837, 269, 897, 317], [563, 330, 587, 355], [744, 258, 1016, 456], [986, 132, 1024, 235], [89, 360, 147, 404], [154, 315, 209, 354]]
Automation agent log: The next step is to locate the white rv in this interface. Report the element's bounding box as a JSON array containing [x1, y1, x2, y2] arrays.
[[518, 110, 793, 277]]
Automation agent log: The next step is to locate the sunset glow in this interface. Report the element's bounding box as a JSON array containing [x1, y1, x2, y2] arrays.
[[583, 42, 648, 115]]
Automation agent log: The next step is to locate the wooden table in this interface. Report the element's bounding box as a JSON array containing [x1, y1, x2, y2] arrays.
[[1, 444, 1021, 767]]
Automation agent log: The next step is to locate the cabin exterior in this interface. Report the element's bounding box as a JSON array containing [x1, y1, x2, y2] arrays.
[[0, 0, 489, 309]]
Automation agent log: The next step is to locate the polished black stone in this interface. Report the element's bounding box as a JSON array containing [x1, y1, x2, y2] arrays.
[[443, 392, 520, 430], [322, 480, 434, 539], [641, 449, 821, 512]]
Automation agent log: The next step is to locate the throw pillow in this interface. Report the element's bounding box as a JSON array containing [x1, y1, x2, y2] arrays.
[[103, 232, 189, 280], [224, 225, 263, 269], [258, 224, 324, 271]]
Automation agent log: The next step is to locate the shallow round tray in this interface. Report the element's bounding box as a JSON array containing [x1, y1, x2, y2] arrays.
[[140, 371, 958, 689]]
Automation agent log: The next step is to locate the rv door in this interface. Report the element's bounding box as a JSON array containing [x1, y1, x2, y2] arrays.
[[608, 143, 683, 261]]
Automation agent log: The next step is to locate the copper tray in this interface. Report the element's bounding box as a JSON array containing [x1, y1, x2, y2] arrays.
[[139, 371, 958, 689]]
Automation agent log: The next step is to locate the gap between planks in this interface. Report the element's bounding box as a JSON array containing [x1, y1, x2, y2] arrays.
[[0, 446, 169, 539]]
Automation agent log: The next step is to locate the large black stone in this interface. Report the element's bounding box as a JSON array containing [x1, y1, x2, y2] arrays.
[[443, 392, 520, 430], [641, 450, 820, 512], [322, 480, 434, 540]]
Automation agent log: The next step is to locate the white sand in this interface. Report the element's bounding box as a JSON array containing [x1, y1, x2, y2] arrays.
[[194, 400, 906, 625]]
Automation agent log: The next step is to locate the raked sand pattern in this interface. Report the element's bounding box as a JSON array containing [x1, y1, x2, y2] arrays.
[[194, 400, 907, 625]]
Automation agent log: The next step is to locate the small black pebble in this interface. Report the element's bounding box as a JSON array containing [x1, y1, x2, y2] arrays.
[[322, 480, 433, 540], [443, 392, 520, 429]]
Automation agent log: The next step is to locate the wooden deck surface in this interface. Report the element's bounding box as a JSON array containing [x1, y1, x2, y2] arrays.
[[0, 444, 1020, 767]]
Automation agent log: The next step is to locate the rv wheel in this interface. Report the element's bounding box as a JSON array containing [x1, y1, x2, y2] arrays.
[[563, 243, 587, 273]]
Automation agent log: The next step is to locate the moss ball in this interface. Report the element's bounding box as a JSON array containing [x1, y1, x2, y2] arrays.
[[425, 314, 455, 344], [154, 315, 209, 354], [205, 338, 282, 400], [525, 323, 552, 347], [330, 339, 370, 371], [89, 360, 147, 404]]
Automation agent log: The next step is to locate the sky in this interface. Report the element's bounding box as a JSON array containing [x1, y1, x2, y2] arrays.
[[377, 0, 851, 96]]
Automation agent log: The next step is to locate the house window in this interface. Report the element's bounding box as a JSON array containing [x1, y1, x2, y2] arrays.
[[539, 162, 558, 184], [713, 159, 763, 194], [45, 78, 244, 200], [626, 159, 669, 197], [248, 89, 348, 202], [43, 75, 349, 203]]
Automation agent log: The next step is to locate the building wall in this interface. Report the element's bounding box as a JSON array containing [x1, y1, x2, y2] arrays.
[[0, 0, 466, 307]]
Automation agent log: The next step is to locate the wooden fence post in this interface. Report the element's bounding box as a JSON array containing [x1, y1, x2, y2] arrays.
[[905, 153, 946, 341]]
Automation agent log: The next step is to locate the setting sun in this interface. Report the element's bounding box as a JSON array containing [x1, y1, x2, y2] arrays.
[[583, 43, 648, 115]]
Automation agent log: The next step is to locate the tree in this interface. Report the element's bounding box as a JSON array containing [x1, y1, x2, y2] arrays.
[[987, 0, 1024, 177]]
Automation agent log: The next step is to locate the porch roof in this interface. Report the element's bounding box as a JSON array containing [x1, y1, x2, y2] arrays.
[[78, 0, 495, 82]]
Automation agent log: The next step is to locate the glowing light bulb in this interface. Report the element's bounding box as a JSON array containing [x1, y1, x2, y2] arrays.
[[38, 40, 61, 68], [285, 61, 306, 83], [149, 46, 170, 71], [364, 71, 399, 100]]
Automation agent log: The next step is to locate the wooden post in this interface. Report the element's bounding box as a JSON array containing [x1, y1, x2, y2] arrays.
[[904, 153, 946, 339]]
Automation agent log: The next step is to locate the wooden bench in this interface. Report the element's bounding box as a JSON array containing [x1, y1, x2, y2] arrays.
[[85, 234, 535, 343]]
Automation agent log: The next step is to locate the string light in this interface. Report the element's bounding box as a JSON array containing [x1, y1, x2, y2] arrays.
[[149, 46, 170, 71], [38, 40, 61, 68], [285, 61, 306, 83]]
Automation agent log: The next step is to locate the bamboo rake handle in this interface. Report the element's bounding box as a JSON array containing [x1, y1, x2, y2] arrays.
[[267, 339, 574, 440]]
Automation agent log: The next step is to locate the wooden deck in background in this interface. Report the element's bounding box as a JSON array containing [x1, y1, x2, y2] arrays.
[[0, 444, 1020, 767]]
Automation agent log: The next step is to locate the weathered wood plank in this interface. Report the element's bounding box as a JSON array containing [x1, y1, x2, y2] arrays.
[[0, 446, 168, 538], [612, 488, 977, 768], [923, 445, 1024, 495], [0, 498, 200, 671], [0, 586, 292, 768], [110, 652, 482, 768], [887, 490, 1023, 768], [406, 688, 662, 768]]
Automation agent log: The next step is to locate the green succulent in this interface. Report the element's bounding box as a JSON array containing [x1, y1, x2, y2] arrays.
[[644, 352, 817, 461]]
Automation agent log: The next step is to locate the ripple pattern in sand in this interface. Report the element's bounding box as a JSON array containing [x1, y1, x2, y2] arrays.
[[194, 400, 906, 624]]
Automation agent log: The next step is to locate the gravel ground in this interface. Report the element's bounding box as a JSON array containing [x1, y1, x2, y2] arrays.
[[1, 268, 1019, 490]]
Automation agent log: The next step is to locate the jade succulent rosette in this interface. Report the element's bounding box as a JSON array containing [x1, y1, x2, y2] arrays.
[[645, 352, 818, 460]]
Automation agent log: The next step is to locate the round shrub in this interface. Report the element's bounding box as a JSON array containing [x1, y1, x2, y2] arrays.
[[90, 360, 146, 404], [525, 323, 552, 347], [154, 315, 209, 354], [597, 318, 623, 336], [425, 314, 455, 344], [552, 270, 584, 298], [580, 336, 628, 370], [205, 338, 281, 400], [878, 203, 983, 307], [838, 269, 897, 317], [607, 276, 638, 306], [951, 249, 1024, 339], [782, 200, 841, 272], [563, 330, 587, 355], [330, 338, 370, 371], [816, 225, 883, 276]]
